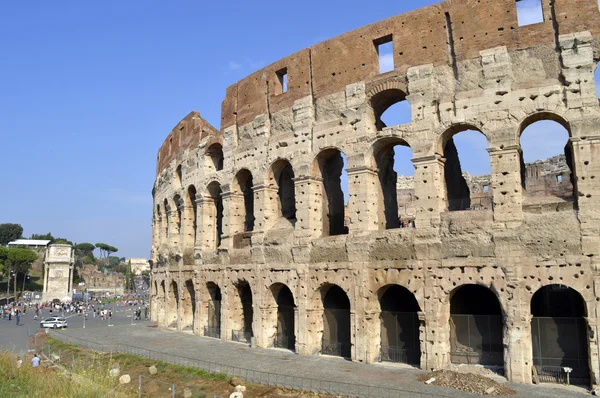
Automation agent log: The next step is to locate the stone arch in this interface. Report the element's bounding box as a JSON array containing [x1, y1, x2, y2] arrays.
[[437, 124, 491, 211], [232, 168, 255, 233], [517, 112, 576, 203], [204, 181, 223, 250], [530, 284, 590, 385], [163, 198, 171, 241], [168, 280, 179, 328], [159, 280, 167, 326], [155, 204, 164, 246], [206, 143, 224, 171], [449, 284, 504, 366], [268, 159, 296, 223], [184, 185, 197, 251], [203, 281, 221, 338], [366, 79, 410, 131], [173, 194, 183, 239], [175, 164, 183, 188], [313, 148, 348, 236], [264, 283, 296, 351], [316, 283, 351, 358], [371, 137, 415, 229], [230, 280, 254, 343], [377, 284, 421, 365], [180, 279, 196, 330]]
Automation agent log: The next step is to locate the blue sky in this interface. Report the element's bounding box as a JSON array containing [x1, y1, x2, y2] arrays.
[[0, 1, 597, 258]]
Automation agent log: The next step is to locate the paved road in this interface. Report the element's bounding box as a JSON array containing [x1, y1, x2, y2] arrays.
[[0, 305, 150, 357], [47, 322, 589, 398]]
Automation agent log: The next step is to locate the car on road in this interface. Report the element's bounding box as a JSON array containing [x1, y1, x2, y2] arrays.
[[40, 317, 68, 329]]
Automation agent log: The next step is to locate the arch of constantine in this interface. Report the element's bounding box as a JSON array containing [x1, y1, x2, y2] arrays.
[[150, 0, 600, 386]]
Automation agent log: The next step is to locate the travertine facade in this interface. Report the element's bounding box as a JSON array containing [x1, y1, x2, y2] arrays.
[[150, 0, 600, 386], [43, 244, 75, 302]]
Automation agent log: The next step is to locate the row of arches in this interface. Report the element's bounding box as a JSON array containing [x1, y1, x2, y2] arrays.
[[153, 279, 590, 384], [156, 112, 575, 250]]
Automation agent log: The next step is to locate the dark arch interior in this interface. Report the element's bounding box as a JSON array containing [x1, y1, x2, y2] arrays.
[[530, 285, 589, 385], [531, 285, 585, 317], [449, 284, 503, 366], [187, 185, 197, 243], [275, 285, 296, 350], [239, 283, 254, 336], [236, 170, 255, 232], [317, 150, 347, 236], [322, 285, 351, 358], [163, 199, 170, 236], [206, 283, 221, 337], [185, 279, 196, 317], [176, 165, 182, 185], [379, 285, 421, 365], [173, 194, 182, 231], [450, 284, 501, 315], [208, 144, 224, 171], [207, 182, 223, 248], [273, 161, 296, 221]]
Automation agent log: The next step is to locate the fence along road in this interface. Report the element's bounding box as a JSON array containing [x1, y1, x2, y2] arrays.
[[49, 331, 453, 398]]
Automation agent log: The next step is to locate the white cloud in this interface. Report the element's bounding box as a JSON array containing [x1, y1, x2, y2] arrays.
[[228, 61, 242, 71]]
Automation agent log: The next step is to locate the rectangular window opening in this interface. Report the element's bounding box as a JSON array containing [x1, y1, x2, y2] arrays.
[[276, 68, 288, 94], [557, 175, 563, 184], [374, 35, 394, 74], [516, 0, 544, 26], [483, 185, 489, 193]]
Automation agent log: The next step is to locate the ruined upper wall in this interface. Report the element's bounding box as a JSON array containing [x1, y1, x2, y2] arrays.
[[220, 0, 600, 130], [156, 111, 220, 176]]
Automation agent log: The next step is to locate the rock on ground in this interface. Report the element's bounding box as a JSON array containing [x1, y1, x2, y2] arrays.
[[417, 370, 516, 396]]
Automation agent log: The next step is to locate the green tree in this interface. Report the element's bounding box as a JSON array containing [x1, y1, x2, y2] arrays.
[[74, 243, 95, 257], [0, 223, 23, 246], [108, 256, 122, 268], [2, 248, 37, 297], [95, 243, 118, 271], [30, 232, 54, 241], [53, 238, 73, 245]]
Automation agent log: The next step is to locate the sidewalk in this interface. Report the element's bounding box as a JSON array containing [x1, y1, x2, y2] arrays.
[[51, 324, 589, 398]]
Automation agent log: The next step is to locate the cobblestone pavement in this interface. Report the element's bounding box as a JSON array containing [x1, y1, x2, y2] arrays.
[[52, 324, 588, 397]]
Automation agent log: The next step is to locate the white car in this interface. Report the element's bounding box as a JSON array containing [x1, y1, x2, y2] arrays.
[[40, 317, 68, 329]]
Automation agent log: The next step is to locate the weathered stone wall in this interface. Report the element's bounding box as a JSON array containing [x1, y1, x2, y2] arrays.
[[43, 244, 74, 302], [150, 0, 600, 386]]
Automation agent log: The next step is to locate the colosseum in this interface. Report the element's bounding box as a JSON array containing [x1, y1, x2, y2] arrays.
[[150, 0, 600, 387]]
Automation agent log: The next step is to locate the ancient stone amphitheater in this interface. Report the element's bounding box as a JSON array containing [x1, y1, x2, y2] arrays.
[[150, 0, 600, 386]]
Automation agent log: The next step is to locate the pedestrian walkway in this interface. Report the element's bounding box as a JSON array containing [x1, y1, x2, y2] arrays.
[[51, 325, 588, 398]]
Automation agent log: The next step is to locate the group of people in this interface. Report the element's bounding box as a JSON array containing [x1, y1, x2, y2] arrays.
[[2, 302, 24, 325]]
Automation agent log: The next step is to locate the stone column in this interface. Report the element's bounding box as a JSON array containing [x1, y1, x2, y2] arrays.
[[504, 311, 533, 383], [293, 176, 323, 239], [422, 285, 450, 370], [345, 166, 380, 232], [219, 189, 240, 251], [412, 155, 446, 226], [488, 145, 523, 225], [181, 204, 195, 258], [250, 185, 279, 263], [194, 195, 203, 255], [220, 286, 230, 341]]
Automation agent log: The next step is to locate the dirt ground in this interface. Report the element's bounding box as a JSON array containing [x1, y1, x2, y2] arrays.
[[417, 370, 516, 396]]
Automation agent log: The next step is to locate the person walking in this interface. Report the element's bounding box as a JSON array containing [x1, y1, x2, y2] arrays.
[[144, 307, 148, 320], [15, 308, 21, 326], [31, 354, 40, 368]]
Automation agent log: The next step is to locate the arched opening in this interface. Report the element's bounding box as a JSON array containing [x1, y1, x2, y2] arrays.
[[441, 128, 492, 211], [163, 199, 170, 240], [373, 139, 415, 229], [519, 117, 575, 204], [271, 284, 296, 351], [371, 89, 411, 131], [176, 165, 183, 187], [159, 280, 166, 325], [181, 279, 195, 330], [449, 284, 503, 366], [204, 282, 221, 338], [321, 285, 351, 358], [315, 149, 348, 236], [207, 143, 224, 171], [168, 280, 179, 328], [231, 281, 253, 344], [270, 159, 296, 222], [173, 194, 183, 237], [378, 285, 421, 365], [187, 185, 197, 249], [156, 204, 163, 245], [531, 285, 589, 385], [206, 182, 223, 249], [233, 169, 255, 233]]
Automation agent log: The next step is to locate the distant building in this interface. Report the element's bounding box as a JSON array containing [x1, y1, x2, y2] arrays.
[[128, 258, 150, 275], [7, 239, 51, 249]]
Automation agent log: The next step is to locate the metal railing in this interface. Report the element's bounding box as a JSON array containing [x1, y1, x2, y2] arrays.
[[380, 346, 420, 365], [203, 326, 221, 339], [231, 329, 251, 344], [321, 339, 351, 358], [50, 331, 454, 398], [273, 334, 294, 350]]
